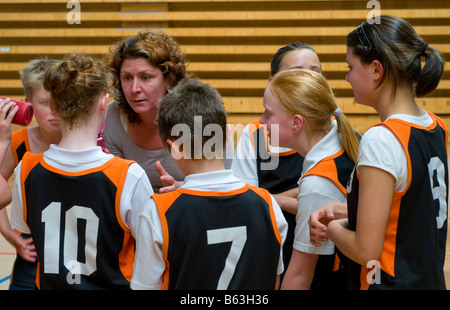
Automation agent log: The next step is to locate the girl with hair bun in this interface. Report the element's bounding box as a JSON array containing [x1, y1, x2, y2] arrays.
[[309, 15, 448, 290], [10, 53, 153, 289], [260, 68, 359, 289]]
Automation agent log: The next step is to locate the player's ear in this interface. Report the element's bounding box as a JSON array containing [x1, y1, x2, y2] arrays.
[[167, 138, 183, 160], [100, 93, 109, 113], [371, 59, 384, 81], [292, 114, 304, 133]]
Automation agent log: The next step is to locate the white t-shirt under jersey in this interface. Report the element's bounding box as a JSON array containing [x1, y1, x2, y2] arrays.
[[357, 112, 433, 192]]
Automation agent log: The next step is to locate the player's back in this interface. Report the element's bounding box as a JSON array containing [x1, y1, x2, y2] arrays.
[[153, 184, 282, 290], [347, 114, 448, 289], [20, 152, 135, 290]]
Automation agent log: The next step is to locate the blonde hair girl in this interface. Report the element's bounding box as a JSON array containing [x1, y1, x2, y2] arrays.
[[265, 68, 359, 163], [260, 68, 359, 289]]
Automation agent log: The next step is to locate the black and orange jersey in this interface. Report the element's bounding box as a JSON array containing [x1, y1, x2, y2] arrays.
[[153, 184, 282, 290], [9, 127, 37, 289], [301, 148, 354, 196], [347, 112, 448, 290], [18, 152, 136, 290], [301, 147, 354, 289], [11, 127, 30, 165]]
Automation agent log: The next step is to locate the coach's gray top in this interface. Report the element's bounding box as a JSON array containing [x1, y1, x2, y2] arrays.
[[103, 101, 185, 192]]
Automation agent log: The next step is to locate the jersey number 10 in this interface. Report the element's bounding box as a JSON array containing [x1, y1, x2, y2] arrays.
[[41, 202, 99, 277]]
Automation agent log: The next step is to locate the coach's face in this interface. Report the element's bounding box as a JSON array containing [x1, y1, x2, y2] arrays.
[[120, 57, 171, 116]]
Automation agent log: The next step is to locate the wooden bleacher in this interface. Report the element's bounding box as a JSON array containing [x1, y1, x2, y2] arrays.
[[0, 0, 449, 135]]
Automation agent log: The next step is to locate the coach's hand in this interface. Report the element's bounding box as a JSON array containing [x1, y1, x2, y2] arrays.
[[155, 160, 180, 193]]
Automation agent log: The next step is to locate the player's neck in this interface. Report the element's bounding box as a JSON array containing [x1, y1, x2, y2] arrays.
[[57, 124, 99, 150], [179, 158, 226, 176], [374, 82, 421, 122]]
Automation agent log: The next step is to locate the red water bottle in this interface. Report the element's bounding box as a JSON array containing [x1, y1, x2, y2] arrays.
[[0, 97, 34, 126]]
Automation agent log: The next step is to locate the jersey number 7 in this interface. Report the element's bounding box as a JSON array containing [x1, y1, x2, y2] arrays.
[[207, 226, 247, 290]]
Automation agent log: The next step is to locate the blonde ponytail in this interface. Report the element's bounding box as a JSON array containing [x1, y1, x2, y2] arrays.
[[333, 112, 359, 163]]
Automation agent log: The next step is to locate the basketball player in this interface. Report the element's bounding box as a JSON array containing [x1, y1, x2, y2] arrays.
[[131, 78, 287, 290], [256, 69, 359, 289], [10, 53, 153, 289], [0, 58, 62, 290], [231, 43, 321, 279], [309, 15, 447, 289]]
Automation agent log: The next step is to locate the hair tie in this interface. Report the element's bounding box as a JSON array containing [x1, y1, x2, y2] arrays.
[[333, 107, 342, 117], [421, 43, 429, 56]]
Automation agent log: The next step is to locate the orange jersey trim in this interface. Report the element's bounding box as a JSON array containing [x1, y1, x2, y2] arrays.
[[301, 148, 348, 274], [247, 185, 282, 245], [152, 190, 183, 290], [101, 157, 136, 282], [152, 184, 282, 290], [19, 152, 136, 284], [301, 148, 348, 195], [11, 128, 30, 165], [166, 184, 282, 244], [19, 152, 42, 224], [360, 112, 447, 289]]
